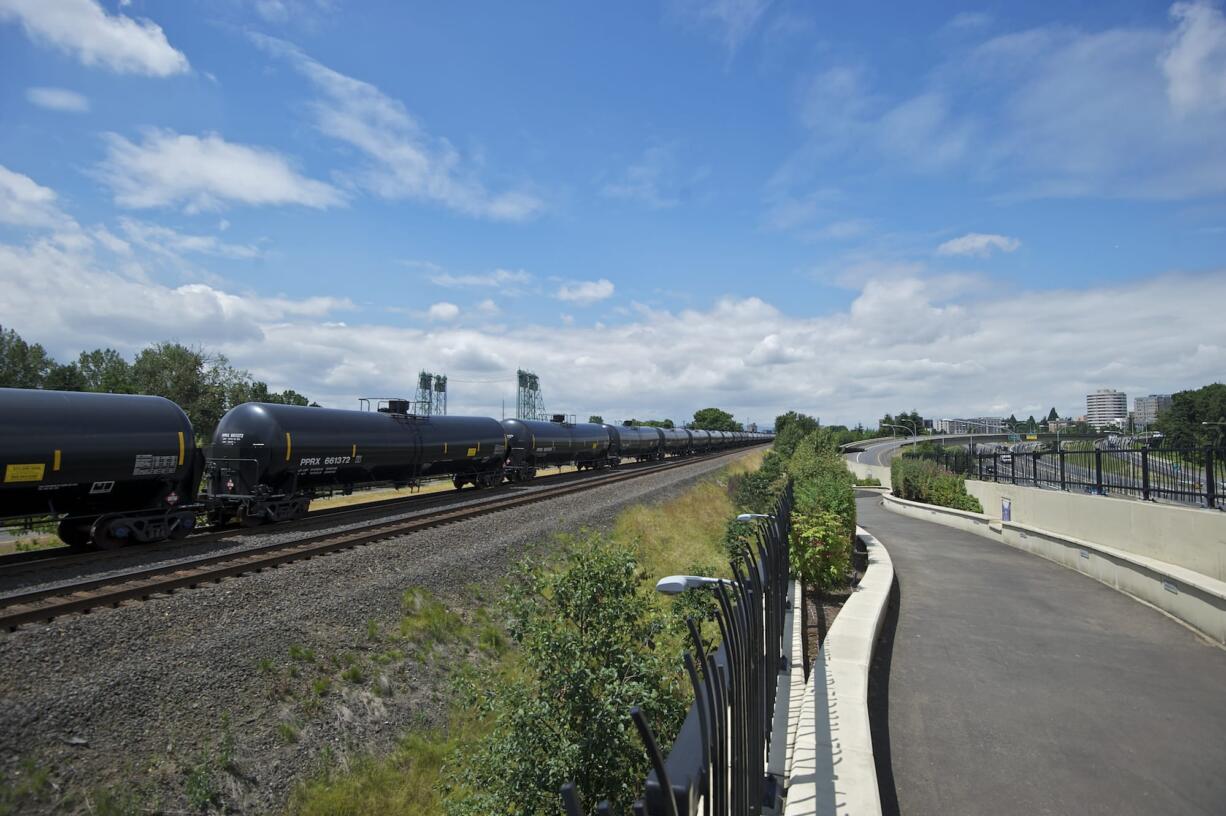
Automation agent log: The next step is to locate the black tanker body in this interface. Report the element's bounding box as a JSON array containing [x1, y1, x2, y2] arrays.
[[208, 401, 506, 524], [0, 388, 203, 548], [661, 428, 690, 457], [689, 429, 711, 453], [501, 418, 612, 478], [613, 423, 662, 462]]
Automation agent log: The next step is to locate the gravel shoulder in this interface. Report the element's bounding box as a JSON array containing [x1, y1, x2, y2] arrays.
[[0, 451, 752, 814]]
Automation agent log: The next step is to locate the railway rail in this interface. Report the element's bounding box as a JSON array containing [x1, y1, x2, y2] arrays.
[[0, 447, 759, 630], [0, 461, 606, 579]]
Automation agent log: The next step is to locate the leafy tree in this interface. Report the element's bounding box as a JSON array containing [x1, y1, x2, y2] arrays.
[[43, 363, 85, 391], [1007, 413, 1019, 431], [691, 407, 741, 432], [1157, 383, 1226, 447], [773, 411, 819, 457], [0, 325, 54, 388], [1046, 407, 1059, 423], [77, 348, 132, 393], [632, 418, 674, 429], [587, 415, 604, 424]]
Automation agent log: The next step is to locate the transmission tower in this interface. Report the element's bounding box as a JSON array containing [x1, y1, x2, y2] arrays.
[[414, 371, 435, 415], [432, 374, 447, 415], [515, 369, 547, 420]]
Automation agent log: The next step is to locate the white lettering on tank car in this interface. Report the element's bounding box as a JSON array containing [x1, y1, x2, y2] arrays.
[[297, 456, 353, 467], [220, 432, 245, 445], [133, 454, 177, 476]]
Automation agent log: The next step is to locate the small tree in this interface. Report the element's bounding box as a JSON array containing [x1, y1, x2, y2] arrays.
[[588, 415, 604, 424]]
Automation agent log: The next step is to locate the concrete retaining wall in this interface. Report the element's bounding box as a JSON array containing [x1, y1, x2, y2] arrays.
[[846, 460, 892, 490], [964, 480, 1226, 581], [882, 493, 1226, 645], [784, 528, 893, 816]]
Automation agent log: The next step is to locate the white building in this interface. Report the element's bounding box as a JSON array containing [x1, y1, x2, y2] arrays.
[[935, 417, 1008, 434], [1086, 389, 1128, 430]]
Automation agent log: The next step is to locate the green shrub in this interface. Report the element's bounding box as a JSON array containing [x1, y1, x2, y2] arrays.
[[445, 535, 687, 815], [790, 509, 853, 590], [891, 458, 983, 513]]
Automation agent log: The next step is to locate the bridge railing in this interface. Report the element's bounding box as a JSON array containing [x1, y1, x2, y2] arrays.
[[561, 481, 795, 816], [920, 445, 1222, 509]]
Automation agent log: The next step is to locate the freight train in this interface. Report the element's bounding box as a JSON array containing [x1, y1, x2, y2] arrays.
[[0, 388, 771, 549]]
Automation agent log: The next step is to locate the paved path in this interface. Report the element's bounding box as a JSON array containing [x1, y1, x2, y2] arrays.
[[857, 494, 1226, 816]]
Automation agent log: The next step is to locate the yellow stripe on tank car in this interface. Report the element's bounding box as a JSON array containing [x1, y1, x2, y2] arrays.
[[352, 443, 357, 458], [444, 442, 448, 454], [177, 432, 185, 466], [286, 432, 293, 462], [53, 449, 62, 471]]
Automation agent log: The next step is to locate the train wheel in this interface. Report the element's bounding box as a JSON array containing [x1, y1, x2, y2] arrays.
[[91, 518, 131, 550], [293, 500, 310, 520], [57, 520, 94, 550]]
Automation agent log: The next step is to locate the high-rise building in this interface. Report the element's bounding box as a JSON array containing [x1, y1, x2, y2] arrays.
[[1086, 389, 1128, 429], [1133, 394, 1172, 429]]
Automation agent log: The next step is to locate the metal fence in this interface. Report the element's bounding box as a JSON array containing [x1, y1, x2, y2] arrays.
[[916, 446, 1222, 508], [561, 480, 795, 816]]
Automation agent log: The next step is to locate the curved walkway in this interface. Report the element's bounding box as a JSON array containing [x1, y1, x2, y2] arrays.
[[857, 493, 1226, 816]]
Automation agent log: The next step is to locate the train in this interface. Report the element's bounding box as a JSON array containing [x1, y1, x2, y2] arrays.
[[0, 388, 772, 549]]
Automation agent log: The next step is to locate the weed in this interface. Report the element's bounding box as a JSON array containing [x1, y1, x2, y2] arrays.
[[373, 648, 404, 665], [289, 644, 315, 662], [278, 722, 301, 744], [341, 665, 365, 684], [312, 677, 332, 697], [0, 758, 51, 815], [184, 763, 217, 811], [366, 618, 380, 641], [399, 588, 466, 645], [256, 658, 274, 675]]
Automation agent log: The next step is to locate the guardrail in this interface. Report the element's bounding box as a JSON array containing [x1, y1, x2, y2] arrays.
[[913, 446, 1222, 509], [560, 481, 795, 815]]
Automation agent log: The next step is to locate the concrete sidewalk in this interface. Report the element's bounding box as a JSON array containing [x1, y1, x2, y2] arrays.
[[857, 494, 1226, 816]]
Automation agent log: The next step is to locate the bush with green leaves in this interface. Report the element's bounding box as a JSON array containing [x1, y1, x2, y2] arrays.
[[790, 508, 853, 590], [445, 535, 687, 816], [891, 457, 983, 513]]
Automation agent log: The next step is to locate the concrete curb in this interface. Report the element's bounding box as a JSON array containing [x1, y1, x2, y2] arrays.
[[882, 492, 1226, 645], [784, 527, 894, 816]]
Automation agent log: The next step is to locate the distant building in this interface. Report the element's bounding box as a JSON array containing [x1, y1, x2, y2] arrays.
[[1047, 418, 1072, 432], [1133, 394, 1172, 430], [1086, 389, 1128, 430], [935, 417, 1007, 434]]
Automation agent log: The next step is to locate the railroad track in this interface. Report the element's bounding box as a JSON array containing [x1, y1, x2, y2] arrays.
[[0, 448, 756, 630], [0, 458, 660, 578]]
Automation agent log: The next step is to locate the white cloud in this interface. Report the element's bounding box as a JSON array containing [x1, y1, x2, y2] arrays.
[[427, 302, 460, 321], [784, 4, 1226, 201], [556, 279, 615, 305], [476, 298, 500, 315], [252, 34, 543, 221], [0, 164, 73, 228], [429, 268, 532, 288], [0, 0, 188, 76], [936, 233, 1021, 257], [603, 144, 706, 209], [97, 129, 344, 212], [1162, 1, 1226, 116], [118, 218, 262, 260], [26, 86, 89, 113], [671, 0, 773, 52], [1, 208, 1223, 426]]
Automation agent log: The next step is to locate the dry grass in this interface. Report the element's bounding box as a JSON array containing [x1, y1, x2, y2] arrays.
[[613, 479, 736, 585], [309, 465, 581, 511]]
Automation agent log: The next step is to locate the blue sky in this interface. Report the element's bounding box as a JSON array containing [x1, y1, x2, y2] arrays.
[[1, 0, 1224, 427]]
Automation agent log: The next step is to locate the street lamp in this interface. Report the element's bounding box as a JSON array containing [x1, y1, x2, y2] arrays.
[[655, 574, 736, 594], [1203, 421, 1226, 446], [736, 513, 775, 522], [880, 422, 914, 439]]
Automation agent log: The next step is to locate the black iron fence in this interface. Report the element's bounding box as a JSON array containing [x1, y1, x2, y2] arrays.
[[916, 446, 1222, 509], [561, 481, 795, 816]]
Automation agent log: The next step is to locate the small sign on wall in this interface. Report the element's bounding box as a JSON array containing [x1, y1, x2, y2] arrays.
[[1001, 497, 1012, 522]]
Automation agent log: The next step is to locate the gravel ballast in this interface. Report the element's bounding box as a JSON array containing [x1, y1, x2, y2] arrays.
[[0, 451, 753, 813]]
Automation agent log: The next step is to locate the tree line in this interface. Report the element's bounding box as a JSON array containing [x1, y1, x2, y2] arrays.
[[0, 325, 311, 440]]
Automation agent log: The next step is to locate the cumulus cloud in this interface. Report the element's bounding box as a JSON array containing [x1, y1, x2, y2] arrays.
[[427, 302, 460, 321], [936, 233, 1021, 257], [0, 164, 74, 229], [252, 34, 543, 221], [97, 129, 344, 212], [26, 86, 89, 113], [429, 268, 532, 289], [0, 0, 188, 76], [555, 278, 615, 305]]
